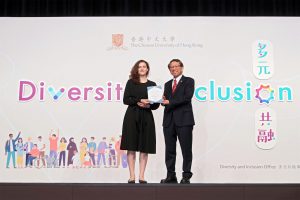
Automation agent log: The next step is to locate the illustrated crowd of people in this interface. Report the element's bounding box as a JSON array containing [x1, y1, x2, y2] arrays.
[[4, 130, 126, 169]]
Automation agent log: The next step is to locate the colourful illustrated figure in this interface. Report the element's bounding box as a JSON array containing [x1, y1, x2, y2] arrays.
[[28, 144, 39, 167], [28, 144, 40, 167], [83, 153, 91, 168], [72, 150, 80, 168], [88, 137, 96, 167], [80, 137, 88, 167], [16, 138, 24, 168], [5, 131, 21, 168], [58, 137, 67, 167], [97, 137, 107, 167], [37, 136, 46, 167], [67, 137, 77, 166], [108, 137, 117, 167], [122, 151, 128, 168], [115, 135, 125, 168], [49, 129, 59, 161], [104, 149, 110, 168], [24, 137, 34, 167]]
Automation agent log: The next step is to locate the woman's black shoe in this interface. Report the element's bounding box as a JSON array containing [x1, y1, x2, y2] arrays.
[[128, 179, 135, 184], [139, 180, 147, 184]]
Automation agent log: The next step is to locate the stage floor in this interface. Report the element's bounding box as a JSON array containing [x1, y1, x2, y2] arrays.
[[0, 183, 300, 200]]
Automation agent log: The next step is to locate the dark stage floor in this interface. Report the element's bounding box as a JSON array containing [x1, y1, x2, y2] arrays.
[[0, 183, 300, 200]]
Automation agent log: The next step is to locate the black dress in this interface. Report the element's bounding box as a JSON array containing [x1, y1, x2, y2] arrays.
[[121, 79, 160, 154]]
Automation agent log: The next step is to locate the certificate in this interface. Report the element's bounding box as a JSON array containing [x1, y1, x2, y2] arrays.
[[147, 86, 163, 104]]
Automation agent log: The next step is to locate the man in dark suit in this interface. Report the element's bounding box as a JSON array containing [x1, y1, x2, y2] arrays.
[[161, 59, 195, 184]]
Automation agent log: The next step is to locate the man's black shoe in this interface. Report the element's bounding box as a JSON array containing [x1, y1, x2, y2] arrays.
[[160, 176, 178, 184], [180, 177, 190, 184]]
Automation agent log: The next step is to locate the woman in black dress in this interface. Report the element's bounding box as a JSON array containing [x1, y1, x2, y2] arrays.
[[121, 60, 160, 183]]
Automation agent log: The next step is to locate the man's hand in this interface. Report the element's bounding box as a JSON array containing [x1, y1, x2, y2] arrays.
[[162, 96, 170, 105]]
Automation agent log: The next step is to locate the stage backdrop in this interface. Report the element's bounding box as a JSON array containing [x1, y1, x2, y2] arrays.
[[0, 17, 299, 183]]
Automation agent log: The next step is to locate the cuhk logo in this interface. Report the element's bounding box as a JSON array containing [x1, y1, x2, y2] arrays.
[[112, 34, 124, 47], [107, 34, 127, 50]]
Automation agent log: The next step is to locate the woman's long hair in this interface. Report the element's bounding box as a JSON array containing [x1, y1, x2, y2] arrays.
[[130, 60, 150, 84]]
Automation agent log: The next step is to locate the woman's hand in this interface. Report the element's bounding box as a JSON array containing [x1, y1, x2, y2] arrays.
[[137, 102, 150, 108], [140, 99, 150, 104]]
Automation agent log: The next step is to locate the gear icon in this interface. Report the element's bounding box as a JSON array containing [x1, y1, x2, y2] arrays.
[[255, 84, 274, 104]]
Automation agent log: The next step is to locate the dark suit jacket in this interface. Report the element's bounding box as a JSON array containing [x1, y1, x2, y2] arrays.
[[163, 75, 195, 127]]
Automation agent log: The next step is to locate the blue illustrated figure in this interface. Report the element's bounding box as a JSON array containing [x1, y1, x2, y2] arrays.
[[97, 137, 108, 167], [24, 137, 34, 167], [5, 131, 21, 168], [88, 137, 97, 167]]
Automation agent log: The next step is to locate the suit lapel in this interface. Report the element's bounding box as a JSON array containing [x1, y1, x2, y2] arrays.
[[166, 80, 173, 99]]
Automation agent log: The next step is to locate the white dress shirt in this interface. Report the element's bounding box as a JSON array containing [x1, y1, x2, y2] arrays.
[[172, 74, 183, 87]]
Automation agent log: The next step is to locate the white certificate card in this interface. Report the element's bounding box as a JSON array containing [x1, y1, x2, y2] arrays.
[[147, 86, 163, 103]]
